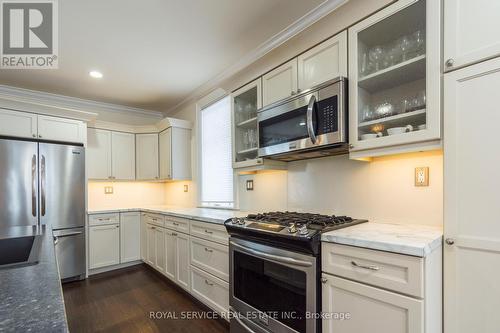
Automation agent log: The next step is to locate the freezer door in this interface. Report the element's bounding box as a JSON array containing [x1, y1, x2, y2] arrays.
[[0, 139, 38, 226], [53, 227, 85, 280], [39, 143, 85, 229]]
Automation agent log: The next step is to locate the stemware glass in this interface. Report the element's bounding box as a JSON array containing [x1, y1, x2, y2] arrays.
[[399, 35, 411, 62], [413, 30, 425, 56], [416, 90, 426, 109], [368, 46, 383, 71], [243, 131, 249, 150]]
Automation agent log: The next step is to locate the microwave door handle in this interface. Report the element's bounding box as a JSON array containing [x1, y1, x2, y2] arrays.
[[306, 94, 318, 144]]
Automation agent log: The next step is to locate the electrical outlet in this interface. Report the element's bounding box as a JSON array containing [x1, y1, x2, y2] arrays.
[[183, 184, 188, 192], [415, 167, 429, 186], [104, 186, 114, 194], [246, 180, 254, 191]]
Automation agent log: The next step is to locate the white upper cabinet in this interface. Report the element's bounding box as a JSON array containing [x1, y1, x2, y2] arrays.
[[37, 115, 86, 143], [136, 133, 159, 180], [87, 128, 112, 180], [0, 109, 37, 139], [111, 131, 136, 180], [444, 0, 500, 71], [348, 0, 441, 157], [160, 127, 191, 180], [298, 31, 348, 91], [262, 58, 298, 107], [159, 128, 172, 179], [0, 109, 85, 143]]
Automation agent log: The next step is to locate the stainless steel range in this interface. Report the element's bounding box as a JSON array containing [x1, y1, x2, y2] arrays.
[[225, 212, 367, 333]]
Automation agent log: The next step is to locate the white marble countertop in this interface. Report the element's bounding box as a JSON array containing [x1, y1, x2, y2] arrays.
[[321, 222, 443, 257], [87, 205, 249, 224]]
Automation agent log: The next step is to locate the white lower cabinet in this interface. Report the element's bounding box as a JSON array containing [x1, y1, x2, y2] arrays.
[[175, 232, 190, 291], [322, 275, 423, 333], [154, 227, 166, 274], [146, 223, 156, 266], [140, 219, 147, 261], [120, 212, 141, 263], [89, 223, 120, 269], [190, 265, 229, 315], [322, 243, 442, 333], [164, 229, 176, 281]]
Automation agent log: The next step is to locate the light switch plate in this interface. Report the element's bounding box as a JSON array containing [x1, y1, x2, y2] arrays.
[[183, 185, 188, 192], [104, 186, 114, 194], [415, 167, 429, 186], [246, 180, 254, 191]]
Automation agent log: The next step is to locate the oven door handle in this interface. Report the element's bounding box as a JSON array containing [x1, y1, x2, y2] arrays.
[[234, 314, 258, 333], [232, 242, 313, 267], [306, 94, 318, 144]]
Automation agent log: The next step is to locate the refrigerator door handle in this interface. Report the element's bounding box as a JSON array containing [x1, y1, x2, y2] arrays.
[[41, 155, 46, 216], [31, 155, 37, 217]]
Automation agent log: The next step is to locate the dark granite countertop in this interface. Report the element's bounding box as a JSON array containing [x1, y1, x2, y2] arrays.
[[0, 225, 68, 332]]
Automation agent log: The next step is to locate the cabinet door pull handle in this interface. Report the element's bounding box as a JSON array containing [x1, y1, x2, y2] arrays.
[[351, 261, 379, 271], [204, 230, 213, 234], [172, 232, 178, 236], [445, 58, 454, 67], [205, 279, 214, 286], [321, 277, 328, 284], [173, 222, 179, 226], [204, 247, 213, 253]]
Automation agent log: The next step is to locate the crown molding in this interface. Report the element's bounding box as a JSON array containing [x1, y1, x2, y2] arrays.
[[165, 0, 348, 114], [0, 84, 164, 122]]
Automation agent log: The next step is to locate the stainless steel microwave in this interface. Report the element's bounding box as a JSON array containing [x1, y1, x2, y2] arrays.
[[258, 77, 348, 161]]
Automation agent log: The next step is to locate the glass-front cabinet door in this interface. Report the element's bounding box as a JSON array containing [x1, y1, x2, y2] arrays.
[[348, 0, 441, 156], [232, 78, 262, 168]]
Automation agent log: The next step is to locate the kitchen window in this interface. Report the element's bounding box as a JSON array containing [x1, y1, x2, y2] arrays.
[[199, 95, 234, 208]]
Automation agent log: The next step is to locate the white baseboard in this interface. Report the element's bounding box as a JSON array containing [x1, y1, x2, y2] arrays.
[[88, 260, 143, 276]]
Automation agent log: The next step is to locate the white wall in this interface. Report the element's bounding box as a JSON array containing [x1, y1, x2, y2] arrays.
[[88, 181, 166, 210]]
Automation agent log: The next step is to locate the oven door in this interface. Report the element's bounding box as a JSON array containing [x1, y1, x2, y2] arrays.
[[230, 238, 317, 333]]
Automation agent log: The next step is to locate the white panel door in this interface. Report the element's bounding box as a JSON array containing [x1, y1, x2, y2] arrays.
[[159, 128, 172, 179], [155, 227, 166, 274], [111, 131, 135, 180], [262, 58, 298, 107], [37, 115, 85, 143], [164, 229, 176, 281], [322, 274, 423, 333], [146, 224, 156, 266], [298, 31, 347, 91], [136, 133, 159, 180], [87, 128, 112, 180], [175, 232, 190, 291], [444, 57, 500, 333], [0, 109, 37, 139], [171, 127, 191, 180], [89, 224, 120, 269], [120, 212, 141, 263], [444, 0, 500, 71]]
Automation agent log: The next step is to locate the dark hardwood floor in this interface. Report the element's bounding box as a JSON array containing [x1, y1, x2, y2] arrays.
[[62, 264, 229, 333]]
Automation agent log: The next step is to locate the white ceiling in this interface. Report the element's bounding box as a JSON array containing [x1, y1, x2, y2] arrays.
[[0, 0, 326, 113]]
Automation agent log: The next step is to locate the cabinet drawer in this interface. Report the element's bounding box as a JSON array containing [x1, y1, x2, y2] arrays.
[[190, 237, 229, 282], [165, 215, 190, 234], [190, 220, 228, 245], [322, 243, 424, 298], [89, 213, 120, 226], [190, 265, 229, 315], [141, 212, 165, 227]]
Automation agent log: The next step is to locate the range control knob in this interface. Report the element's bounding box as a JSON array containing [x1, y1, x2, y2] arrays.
[[237, 218, 246, 225], [298, 226, 309, 236], [287, 223, 297, 233]]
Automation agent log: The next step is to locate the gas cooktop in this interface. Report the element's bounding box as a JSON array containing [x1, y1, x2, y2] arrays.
[[224, 211, 367, 255]]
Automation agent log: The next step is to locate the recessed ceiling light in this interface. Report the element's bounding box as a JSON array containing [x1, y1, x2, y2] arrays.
[[89, 70, 103, 79]]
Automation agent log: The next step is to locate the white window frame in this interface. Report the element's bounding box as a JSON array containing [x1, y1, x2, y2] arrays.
[[196, 89, 237, 209]]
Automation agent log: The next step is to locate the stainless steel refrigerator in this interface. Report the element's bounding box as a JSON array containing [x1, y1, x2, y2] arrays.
[[0, 138, 86, 280]]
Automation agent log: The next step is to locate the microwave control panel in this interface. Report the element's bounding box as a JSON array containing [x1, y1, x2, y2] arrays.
[[317, 95, 339, 134]]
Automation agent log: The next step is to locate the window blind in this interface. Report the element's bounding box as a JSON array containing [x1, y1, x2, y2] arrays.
[[200, 96, 234, 208]]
